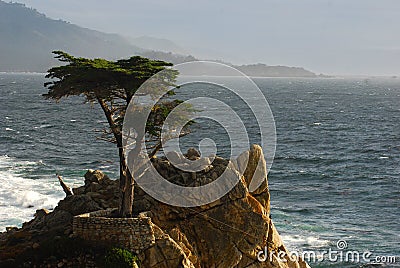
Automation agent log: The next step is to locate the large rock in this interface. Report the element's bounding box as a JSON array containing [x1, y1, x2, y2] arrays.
[[73, 169, 120, 209], [0, 146, 309, 268], [132, 145, 309, 268], [236, 144, 270, 212], [84, 169, 111, 184], [141, 224, 195, 268], [57, 195, 102, 216]]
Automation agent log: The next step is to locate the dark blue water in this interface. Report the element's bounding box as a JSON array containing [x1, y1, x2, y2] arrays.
[[261, 78, 400, 267], [0, 73, 399, 267]]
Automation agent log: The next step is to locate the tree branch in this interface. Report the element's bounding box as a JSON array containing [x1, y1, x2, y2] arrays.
[[97, 97, 122, 146], [148, 142, 163, 158]]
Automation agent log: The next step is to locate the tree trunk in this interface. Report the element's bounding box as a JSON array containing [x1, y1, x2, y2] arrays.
[[118, 147, 134, 217], [120, 170, 134, 218], [97, 97, 135, 218], [113, 121, 136, 218]]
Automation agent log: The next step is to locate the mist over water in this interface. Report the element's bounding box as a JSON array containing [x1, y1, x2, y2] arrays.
[[0, 73, 399, 267]]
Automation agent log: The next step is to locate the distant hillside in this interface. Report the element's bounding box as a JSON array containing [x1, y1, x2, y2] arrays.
[[235, 63, 317, 77], [139, 50, 198, 64], [141, 51, 317, 77], [0, 1, 142, 72], [0, 1, 319, 77], [129, 36, 188, 55]]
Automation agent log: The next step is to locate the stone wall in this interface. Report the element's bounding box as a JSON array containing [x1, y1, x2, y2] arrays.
[[72, 209, 155, 253]]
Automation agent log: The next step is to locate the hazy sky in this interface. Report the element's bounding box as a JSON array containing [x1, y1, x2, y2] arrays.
[[15, 0, 400, 75]]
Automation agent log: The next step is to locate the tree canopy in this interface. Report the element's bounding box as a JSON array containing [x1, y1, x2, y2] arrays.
[[44, 51, 185, 154], [44, 51, 175, 100]]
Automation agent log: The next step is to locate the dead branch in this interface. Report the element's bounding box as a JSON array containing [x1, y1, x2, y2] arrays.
[[57, 174, 73, 196]]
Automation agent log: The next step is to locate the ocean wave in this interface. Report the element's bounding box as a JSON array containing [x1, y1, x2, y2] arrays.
[[280, 234, 330, 250], [279, 207, 314, 214], [0, 155, 62, 231], [33, 124, 54, 129]]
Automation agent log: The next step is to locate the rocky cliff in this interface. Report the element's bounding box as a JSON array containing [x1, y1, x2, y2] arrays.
[[0, 145, 309, 268]]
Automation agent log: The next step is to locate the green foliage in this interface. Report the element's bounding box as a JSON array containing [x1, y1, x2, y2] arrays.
[[104, 247, 139, 268], [44, 51, 189, 155], [44, 50, 176, 102]]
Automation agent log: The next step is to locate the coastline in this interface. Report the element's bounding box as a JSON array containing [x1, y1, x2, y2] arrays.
[[0, 146, 310, 267]]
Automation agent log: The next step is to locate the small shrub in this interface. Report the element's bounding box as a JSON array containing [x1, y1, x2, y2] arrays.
[[104, 247, 139, 268]]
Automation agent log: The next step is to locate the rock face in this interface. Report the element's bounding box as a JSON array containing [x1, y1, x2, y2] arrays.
[[135, 145, 309, 268], [141, 224, 196, 268], [0, 145, 309, 268]]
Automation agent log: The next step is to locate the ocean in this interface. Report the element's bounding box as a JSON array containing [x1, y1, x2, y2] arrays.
[[0, 73, 399, 267]]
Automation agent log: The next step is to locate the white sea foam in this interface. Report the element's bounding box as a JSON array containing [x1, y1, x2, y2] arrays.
[[39, 124, 53, 128], [281, 234, 330, 250], [0, 155, 62, 232]]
